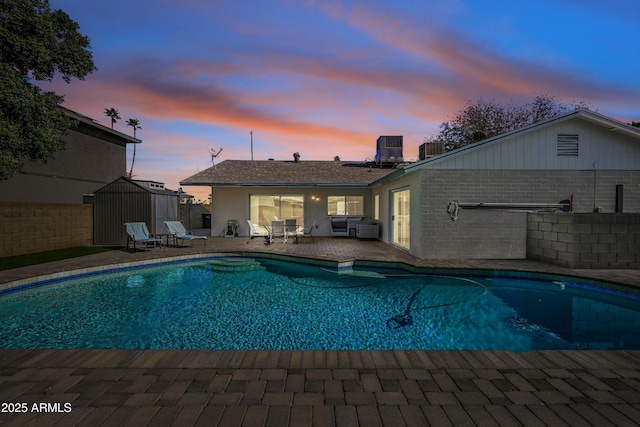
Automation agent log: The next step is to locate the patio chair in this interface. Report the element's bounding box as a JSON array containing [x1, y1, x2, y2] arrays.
[[246, 220, 269, 243], [285, 219, 299, 243], [125, 222, 163, 252], [330, 217, 349, 236], [301, 219, 316, 243], [270, 219, 286, 243], [164, 220, 207, 247]]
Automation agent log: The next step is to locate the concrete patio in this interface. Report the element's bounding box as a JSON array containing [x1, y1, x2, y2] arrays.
[[1, 237, 639, 426]]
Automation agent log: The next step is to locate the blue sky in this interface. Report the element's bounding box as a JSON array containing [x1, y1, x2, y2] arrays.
[[45, 0, 640, 201]]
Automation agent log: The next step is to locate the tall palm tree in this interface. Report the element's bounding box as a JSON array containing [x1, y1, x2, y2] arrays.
[[104, 107, 120, 129], [126, 118, 141, 178]]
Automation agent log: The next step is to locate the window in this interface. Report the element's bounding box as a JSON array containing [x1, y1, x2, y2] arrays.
[[374, 194, 380, 220], [557, 134, 579, 156], [327, 196, 364, 216], [250, 195, 304, 227]]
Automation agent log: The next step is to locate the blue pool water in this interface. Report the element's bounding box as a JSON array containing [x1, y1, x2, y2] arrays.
[[1, 257, 639, 351]]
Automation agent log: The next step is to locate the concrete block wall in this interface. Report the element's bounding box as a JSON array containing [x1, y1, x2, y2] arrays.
[[527, 213, 640, 268], [179, 203, 211, 231], [419, 169, 640, 260], [0, 202, 93, 257]]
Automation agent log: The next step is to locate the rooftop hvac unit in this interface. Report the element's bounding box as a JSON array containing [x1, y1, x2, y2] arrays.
[[374, 136, 403, 165], [418, 141, 445, 160]]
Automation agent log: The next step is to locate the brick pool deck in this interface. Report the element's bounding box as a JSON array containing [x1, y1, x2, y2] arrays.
[[1, 237, 640, 426]]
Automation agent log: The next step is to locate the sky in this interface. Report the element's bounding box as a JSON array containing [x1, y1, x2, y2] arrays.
[[43, 0, 640, 202]]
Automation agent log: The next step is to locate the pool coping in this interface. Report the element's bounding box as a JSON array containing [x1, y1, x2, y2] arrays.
[[2, 251, 640, 300]]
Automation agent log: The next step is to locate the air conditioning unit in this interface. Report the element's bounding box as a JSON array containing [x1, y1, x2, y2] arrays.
[[374, 136, 403, 165], [418, 141, 445, 160]]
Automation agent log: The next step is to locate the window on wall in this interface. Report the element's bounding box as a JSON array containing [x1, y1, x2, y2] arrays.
[[374, 194, 380, 220], [327, 196, 364, 216], [250, 195, 304, 227]]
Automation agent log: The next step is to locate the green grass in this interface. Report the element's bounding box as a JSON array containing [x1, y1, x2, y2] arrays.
[[0, 246, 116, 271]]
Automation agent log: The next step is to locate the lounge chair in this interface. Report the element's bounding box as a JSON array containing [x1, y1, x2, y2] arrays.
[[164, 220, 207, 247], [125, 222, 163, 252], [246, 220, 269, 243]]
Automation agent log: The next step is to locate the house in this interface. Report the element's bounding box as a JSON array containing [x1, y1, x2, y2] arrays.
[[180, 160, 397, 238], [0, 107, 141, 204], [181, 109, 640, 260]]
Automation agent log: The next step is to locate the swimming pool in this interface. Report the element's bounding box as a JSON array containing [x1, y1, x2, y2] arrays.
[[1, 257, 639, 351]]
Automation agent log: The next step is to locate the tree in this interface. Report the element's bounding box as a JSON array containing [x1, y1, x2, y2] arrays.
[[0, 0, 96, 180], [425, 94, 590, 151], [104, 107, 120, 129], [631, 121, 640, 128], [126, 118, 141, 177]]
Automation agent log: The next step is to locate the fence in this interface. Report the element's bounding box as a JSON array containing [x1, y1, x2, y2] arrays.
[[527, 213, 640, 268], [0, 202, 93, 257]]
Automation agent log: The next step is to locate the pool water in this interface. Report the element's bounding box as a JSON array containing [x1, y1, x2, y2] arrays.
[[1, 257, 639, 351]]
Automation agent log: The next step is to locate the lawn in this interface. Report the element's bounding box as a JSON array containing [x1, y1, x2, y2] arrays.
[[0, 246, 116, 271]]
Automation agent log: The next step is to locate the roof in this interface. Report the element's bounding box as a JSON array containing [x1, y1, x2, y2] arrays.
[[180, 160, 398, 187], [61, 106, 142, 146], [404, 109, 640, 172], [95, 176, 179, 196]]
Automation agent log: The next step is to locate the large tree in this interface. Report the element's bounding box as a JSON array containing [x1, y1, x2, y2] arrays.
[[0, 0, 96, 180], [425, 94, 590, 151]]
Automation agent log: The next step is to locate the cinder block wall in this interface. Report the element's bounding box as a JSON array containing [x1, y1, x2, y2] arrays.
[[527, 213, 640, 268], [419, 169, 639, 260], [179, 203, 211, 230], [0, 202, 93, 257]]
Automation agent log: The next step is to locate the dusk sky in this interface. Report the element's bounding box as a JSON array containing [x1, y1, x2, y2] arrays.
[[43, 0, 640, 201]]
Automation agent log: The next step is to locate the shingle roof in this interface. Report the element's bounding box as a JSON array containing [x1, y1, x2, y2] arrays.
[[180, 160, 398, 187]]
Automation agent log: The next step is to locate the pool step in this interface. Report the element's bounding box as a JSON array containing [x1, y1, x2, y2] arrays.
[[320, 267, 387, 278], [207, 258, 264, 272]]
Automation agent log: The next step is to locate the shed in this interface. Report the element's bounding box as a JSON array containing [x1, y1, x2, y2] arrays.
[[94, 177, 180, 245]]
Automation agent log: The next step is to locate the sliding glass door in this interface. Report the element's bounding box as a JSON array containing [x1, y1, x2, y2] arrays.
[[392, 188, 410, 249], [250, 195, 304, 227]]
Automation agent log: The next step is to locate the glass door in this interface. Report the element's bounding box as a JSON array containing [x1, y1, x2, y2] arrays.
[[392, 188, 410, 249]]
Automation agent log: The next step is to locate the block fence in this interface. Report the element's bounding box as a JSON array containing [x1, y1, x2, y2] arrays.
[[527, 213, 640, 269], [0, 202, 93, 258]]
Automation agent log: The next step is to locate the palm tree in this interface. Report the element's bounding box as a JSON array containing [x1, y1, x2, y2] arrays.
[[104, 107, 120, 129], [126, 118, 141, 178]]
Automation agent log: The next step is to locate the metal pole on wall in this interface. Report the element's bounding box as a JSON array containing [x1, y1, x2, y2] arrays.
[[250, 131, 254, 160]]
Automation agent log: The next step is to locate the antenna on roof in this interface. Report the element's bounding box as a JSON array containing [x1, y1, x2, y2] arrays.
[[209, 147, 223, 168], [250, 131, 254, 160]]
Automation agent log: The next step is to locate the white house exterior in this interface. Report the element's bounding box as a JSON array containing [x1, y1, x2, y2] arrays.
[[373, 109, 640, 259], [182, 109, 640, 260]]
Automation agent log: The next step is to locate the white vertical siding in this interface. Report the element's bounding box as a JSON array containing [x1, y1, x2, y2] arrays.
[[422, 117, 640, 170]]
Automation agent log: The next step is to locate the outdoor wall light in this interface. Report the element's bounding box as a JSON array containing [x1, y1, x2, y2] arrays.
[[311, 196, 321, 201]]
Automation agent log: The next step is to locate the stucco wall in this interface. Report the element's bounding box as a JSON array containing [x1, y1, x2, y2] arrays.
[[418, 169, 640, 260], [0, 129, 126, 204], [371, 171, 422, 256], [208, 187, 375, 237], [0, 202, 93, 257]]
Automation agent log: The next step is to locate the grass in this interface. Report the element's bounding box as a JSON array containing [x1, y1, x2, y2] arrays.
[[0, 246, 116, 271]]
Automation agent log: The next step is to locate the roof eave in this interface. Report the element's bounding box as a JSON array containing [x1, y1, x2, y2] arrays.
[[180, 182, 374, 188]]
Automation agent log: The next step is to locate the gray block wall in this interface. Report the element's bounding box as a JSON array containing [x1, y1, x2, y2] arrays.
[[419, 169, 640, 260], [527, 213, 640, 268]]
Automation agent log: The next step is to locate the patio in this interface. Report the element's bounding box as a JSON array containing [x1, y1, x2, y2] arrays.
[[1, 237, 640, 426]]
